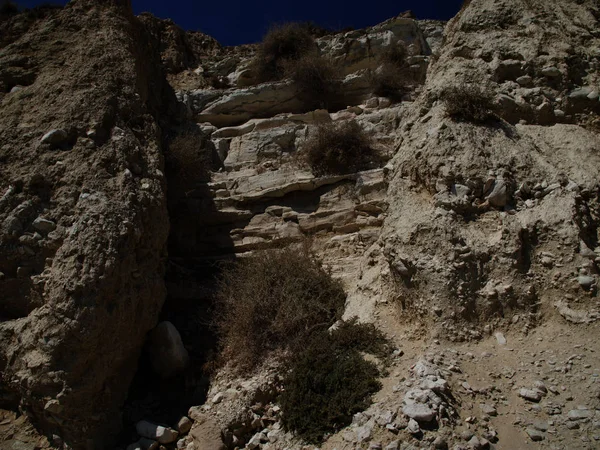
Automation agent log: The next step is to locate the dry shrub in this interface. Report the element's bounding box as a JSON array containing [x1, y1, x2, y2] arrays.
[[378, 42, 408, 66], [284, 54, 340, 110], [370, 64, 412, 102], [304, 120, 379, 176], [370, 42, 411, 102], [0, 1, 18, 16], [166, 132, 210, 193], [253, 23, 315, 82], [280, 320, 389, 443], [441, 84, 495, 123], [214, 246, 346, 370]]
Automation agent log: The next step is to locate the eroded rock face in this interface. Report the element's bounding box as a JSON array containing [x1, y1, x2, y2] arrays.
[[381, 0, 600, 338], [0, 1, 173, 447]]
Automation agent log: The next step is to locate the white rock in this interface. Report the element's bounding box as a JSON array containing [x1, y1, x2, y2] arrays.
[[136, 421, 179, 444], [407, 418, 421, 434], [494, 332, 507, 345], [519, 388, 543, 402], [402, 403, 436, 422]]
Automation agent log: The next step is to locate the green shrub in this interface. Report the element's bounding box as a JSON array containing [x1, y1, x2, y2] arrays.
[[280, 322, 388, 443], [214, 246, 346, 370], [254, 23, 315, 82], [441, 84, 495, 123], [304, 120, 379, 176], [284, 54, 340, 110]]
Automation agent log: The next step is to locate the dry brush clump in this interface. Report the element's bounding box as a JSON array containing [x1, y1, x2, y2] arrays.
[[370, 42, 412, 102], [304, 120, 380, 176], [214, 246, 346, 370], [441, 84, 496, 123], [214, 246, 389, 443], [253, 23, 316, 82], [165, 131, 211, 194], [284, 54, 340, 110]]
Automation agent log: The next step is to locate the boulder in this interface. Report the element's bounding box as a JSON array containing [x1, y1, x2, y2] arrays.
[[147, 321, 190, 378]]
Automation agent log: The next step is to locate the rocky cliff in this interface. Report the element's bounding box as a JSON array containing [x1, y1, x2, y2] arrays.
[[0, 0, 599, 449], [0, 0, 177, 447]]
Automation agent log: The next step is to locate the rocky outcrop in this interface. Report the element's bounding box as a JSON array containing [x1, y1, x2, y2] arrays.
[[380, 0, 600, 338], [0, 0, 176, 447]]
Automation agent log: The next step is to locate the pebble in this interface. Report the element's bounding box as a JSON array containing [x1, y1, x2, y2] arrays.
[[384, 441, 400, 450], [407, 418, 421, 434], [568, 408, 594, 420], [526, 427, 545, 441], [577, 275, 595, 290], [32, 217, 56, 234], [494, 332, 507, 345], [40, 129, 68, 146], [175, 416, 192, 434], [480, 404, 497, 416], [541, 66, 561, 77], [519, 388, 543, 402]]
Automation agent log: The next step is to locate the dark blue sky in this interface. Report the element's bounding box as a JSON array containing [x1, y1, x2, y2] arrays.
[[18, 0, 462, 46]]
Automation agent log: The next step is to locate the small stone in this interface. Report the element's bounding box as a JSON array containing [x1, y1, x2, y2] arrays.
[[480, 404, 497, 416], [41, 129, 68, 146], [516, 75, 533, 86], [577, 275, 596, 290], [136, 421, 178, 444], [175, 416, 192, 434], [568, 409, 594, 420], [519, 388, 543, 402], [407, 418, 420, 434], [486, 179, 509, 207], [376, 410, 396, 426], [533, 380, 547, 393], [356, 423, 373, 442], [211, 392, 223, 404], [44, 400, 63, 414], [525, 427, 545, 441], [385, 441, 400, 450], [402, 403, 436, 422], [247, 433, 262, 449], [433, 436, 448, 449], [32, 217, 56, 234], [567, 421, 580, 430], [494, 332, 506, 345], [541, 66, 561, 77], [468, 435, 488, 449], [369, 442, 382, 450]]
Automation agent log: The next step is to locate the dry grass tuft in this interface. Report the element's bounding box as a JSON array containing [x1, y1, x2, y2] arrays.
[[214, 246, 346, 370], [304, 120, 380, 176]]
